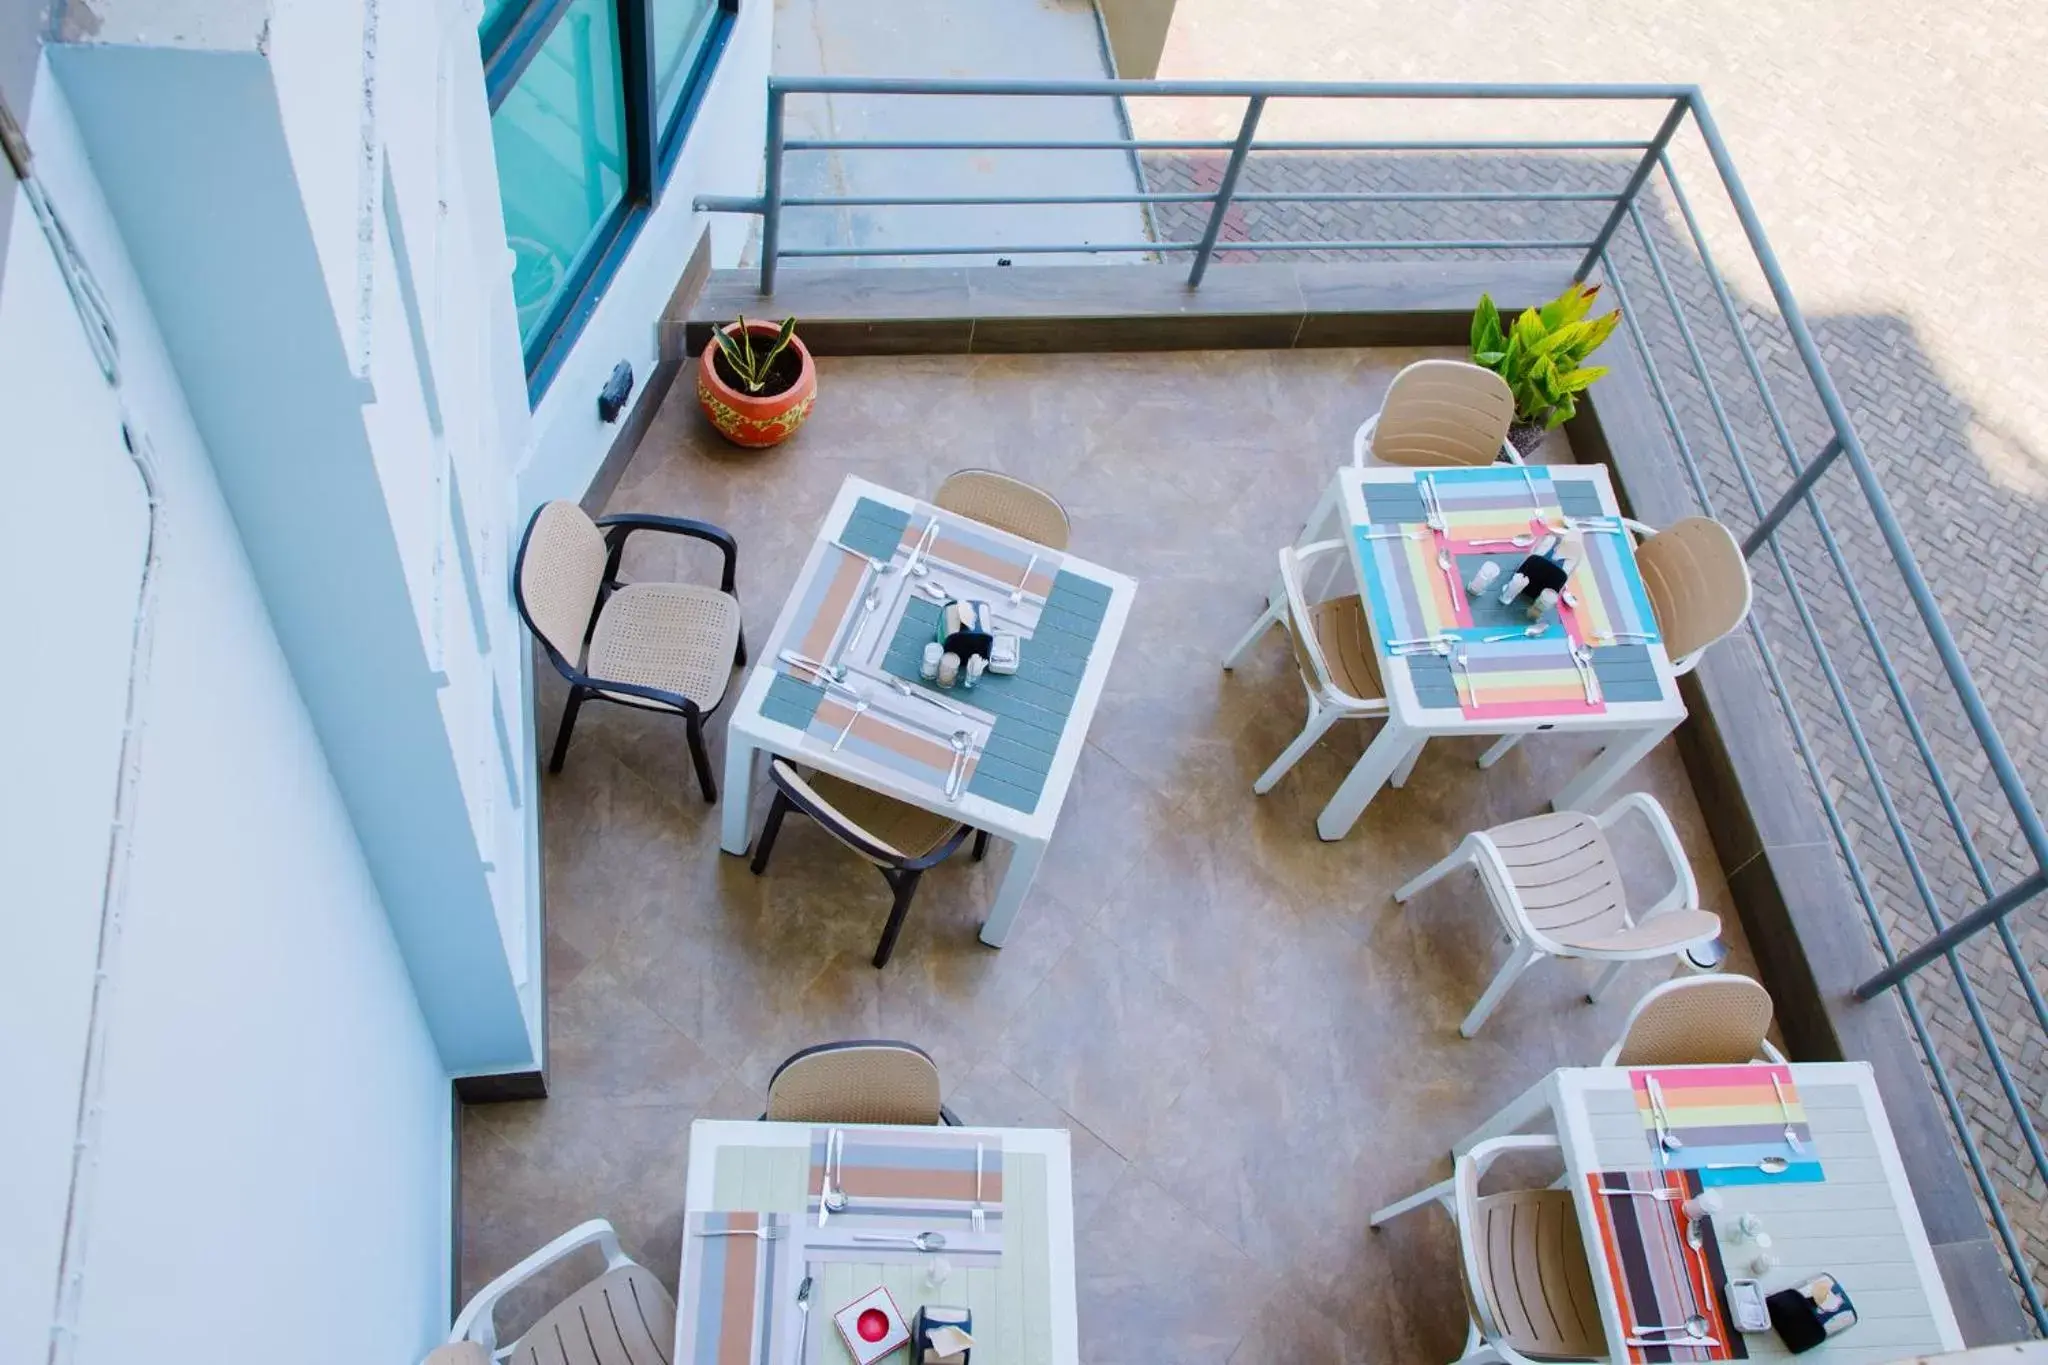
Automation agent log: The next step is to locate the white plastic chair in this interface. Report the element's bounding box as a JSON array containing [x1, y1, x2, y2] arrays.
[[1478, 514, 1753, 772], [442, 1219, 674, 1364], [1221, 539, 1424, 796], [1602, 974, 1786, 1066], [1395, 792, 1721, 1036], [1352, 359, 1523, 469], [1370, 1134, 1609, 1365]]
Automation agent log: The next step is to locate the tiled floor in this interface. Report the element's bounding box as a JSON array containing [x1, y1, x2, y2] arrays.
[[459, 348, 1765, 1363]]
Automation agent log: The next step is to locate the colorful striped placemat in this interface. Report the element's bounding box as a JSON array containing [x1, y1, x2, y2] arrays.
[[677, 1212, 804, 1365], [1633, 1066, 1824, 1187], [1586, 1170, 1747, 1362]]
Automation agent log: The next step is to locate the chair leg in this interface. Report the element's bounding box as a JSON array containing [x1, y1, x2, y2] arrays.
[[685, 712, 718, 803], [734, 625, 748, 668], [1586, 957, 1630, 1002], [1253, 702, 1339, 795], [971, 829, 989, 861], [548, 686, 587, 773], [1477, 732, 1523, 769], [873, 869, 923, 968], [1369, 1174, 1454, 1228], [1462, 941, 1542, 1038], [750, 792, 790, 874], [1395, 837, 1471, 903], [1221, 595, 1283, 670]]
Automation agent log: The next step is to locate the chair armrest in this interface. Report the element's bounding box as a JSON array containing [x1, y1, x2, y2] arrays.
[[1595, 792, 1699, 919], [451, 1219, 629, 1352], [599, 513, 738, 593], [566, 667, 700, 717], [1350, 414, 1380, 469], [940, 1103, 963, 1126], [1620, 517, 1658, 539], [1497, 435, 1525, 466]]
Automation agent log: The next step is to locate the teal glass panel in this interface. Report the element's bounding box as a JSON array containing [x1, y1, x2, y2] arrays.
[[478, 0, 520, 41], [653, 0, 719, 129], [490, 0, 628, 353]]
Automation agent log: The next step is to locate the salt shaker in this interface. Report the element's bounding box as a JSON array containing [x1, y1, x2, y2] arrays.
[[920, 642, 943, 681], [963, 655, 986, 690], [1497, 570, 1530, 606], [1681, 1190, 1723, 1221], [1526, 587, 1560, 622], [937, 651, 961, 688]]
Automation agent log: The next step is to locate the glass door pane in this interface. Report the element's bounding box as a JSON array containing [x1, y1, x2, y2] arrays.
[[490, 0, 628, 354], [653, 0, 719, 131]]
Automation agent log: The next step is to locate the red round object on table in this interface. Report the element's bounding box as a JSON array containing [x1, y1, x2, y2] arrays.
[[857, 1308, 889, 1342]]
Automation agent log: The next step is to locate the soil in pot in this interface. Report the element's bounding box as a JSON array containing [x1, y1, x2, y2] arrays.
[[712, 342, 804, 399], [1508, 420, 1548, 459]]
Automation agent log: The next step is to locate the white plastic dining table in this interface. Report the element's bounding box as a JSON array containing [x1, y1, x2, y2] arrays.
[[719, 475, 1136, 947], [679, 1119, 1080, 1365], [1299, 464, 1688, 841], [1450, 1062, 1962, 1363]]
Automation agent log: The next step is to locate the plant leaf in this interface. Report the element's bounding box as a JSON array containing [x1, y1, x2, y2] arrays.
[[751, 316, 800, 380]]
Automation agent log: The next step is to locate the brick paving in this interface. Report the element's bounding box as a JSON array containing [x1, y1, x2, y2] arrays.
[[1143, 133, 2048, 1320]]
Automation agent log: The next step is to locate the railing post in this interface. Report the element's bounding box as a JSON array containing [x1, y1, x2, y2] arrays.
[[1741, 435, 1843, 558], [1187, 95, 1265, 287], [759, 85, 786, 296], [1855, 870, 2048, 1000], [1572, 96, 1689, 282]]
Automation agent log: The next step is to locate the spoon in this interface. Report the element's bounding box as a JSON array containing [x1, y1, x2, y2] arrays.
[[780, 649, 847, 685], [1469, 533, 1535, 549], [1634, 1315, 1714, 1341], [1010, 553, 1038, 605], [1596, 1186, 1684, 1201], [945, 730, 972, 801], [853, 1231, 948, 1252], [919, 578, 951, 602], [823, 1129, 847, 1212], [1705, 1155, 1792, 1175], [830, 541, 891, 575], [831, 698, 870, 751], [1483, 625, 1547, 642]]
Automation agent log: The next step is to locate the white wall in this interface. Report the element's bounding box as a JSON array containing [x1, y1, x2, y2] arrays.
[[0, 63, 452, 1365], [517, 0, 773, 508]]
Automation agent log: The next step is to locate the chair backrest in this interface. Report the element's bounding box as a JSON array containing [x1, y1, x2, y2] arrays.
[[934, 469, 1072, 549], [767, 760, 908, 867], [1452, 1135, 1608, 1363], [1276, 539, 1368, 704], [1371, 359, 1515, 468], [516, 500, 608, 664], [1633, 516, 1752, 664], [1606, 974, 1783, 1067], [766, 1040, 947, 1124]]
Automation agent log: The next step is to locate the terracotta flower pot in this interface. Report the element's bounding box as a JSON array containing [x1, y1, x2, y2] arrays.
[[697, 321, 817, 448]]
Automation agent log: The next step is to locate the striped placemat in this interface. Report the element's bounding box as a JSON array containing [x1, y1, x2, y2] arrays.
[[807, 1128, 1004, 1266], [711, 1140, 1057, 1365], [1634, 1066, 1825, 1187], [677, 1212, 805, 1365], [1586, 1171, 1746, 1362]]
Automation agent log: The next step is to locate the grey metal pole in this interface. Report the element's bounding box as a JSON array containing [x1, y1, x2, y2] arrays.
[[1187, 95, 1265, 287], [1573, 97, 1689, 282], [1741, 436, 1844, 558], [1856, 870, 2048, 1000], [759, 87, 786, 296]]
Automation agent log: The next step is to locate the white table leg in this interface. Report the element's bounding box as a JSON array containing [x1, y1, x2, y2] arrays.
[[1316, 718, 1420, 841], [1552, 721, 1675, 812], [1452, 1074, 1556, 1157], [980, 836, 1046, 947], [1296, 476, 1343, 548], [719, 731, 758, 855]]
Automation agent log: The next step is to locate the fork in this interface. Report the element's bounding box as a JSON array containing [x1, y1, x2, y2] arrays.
[[843, 576, 884, 654], [1571, 643, 1602, 704], [972, 1143, 986, 1234], [1771, 1074, 1807, 1152], [696, 1224, 783, 1241]]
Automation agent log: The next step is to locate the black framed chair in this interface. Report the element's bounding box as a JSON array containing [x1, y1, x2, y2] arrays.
[[514, 500, 744, 802], [765, 1040, 960, 1125], [750, 759, 987, 967]]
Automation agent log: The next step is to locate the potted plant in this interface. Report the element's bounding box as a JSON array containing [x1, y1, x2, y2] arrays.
[[1470, 283, 1620, 457], [697, 314, 817, 448]]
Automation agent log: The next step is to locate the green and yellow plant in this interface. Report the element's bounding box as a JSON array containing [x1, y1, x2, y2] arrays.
[[713, 314, 801, 394], [1469, 283, 1620, 430]]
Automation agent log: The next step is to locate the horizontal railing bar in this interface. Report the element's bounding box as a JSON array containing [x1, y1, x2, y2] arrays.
[[1859, 873, 2048, 999], [783, 138, 1238, 152], [770, 76, 1699, 99], [776, 242, 1180, 257], [782, 137, 1655, 153], [1210, 238, 1593, 251], [780, 192, 1218, 207], [1230, 190, 1619, 203], [1686, 93, 2048, 887]]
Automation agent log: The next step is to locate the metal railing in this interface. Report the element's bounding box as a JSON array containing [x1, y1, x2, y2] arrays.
[[699, 78, 2048, 1329]]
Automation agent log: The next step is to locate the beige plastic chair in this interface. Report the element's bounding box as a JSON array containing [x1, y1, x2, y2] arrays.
[[1352, 359, 1522, 469], [749, 761, 982, 967], [1221, 539, 1429, 796], [1396, 793, 1721, 1036], [1603, 974, 1786, 1066], [441, 1219, 674, 1365], [934, 468, 1071, 549], [515, 500, 744, 801], [765, 1039, 960, 1125], [1370, 1134, 1609, 1365]]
